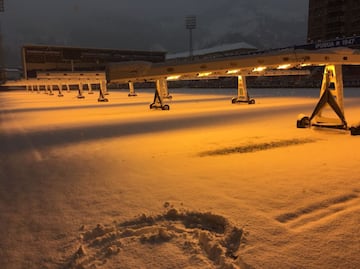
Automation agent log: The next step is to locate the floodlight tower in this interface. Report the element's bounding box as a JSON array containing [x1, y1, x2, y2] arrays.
[[185, 15, 196, 59]]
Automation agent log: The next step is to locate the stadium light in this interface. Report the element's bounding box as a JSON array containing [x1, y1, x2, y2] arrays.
[[252, 66, 267, 72], [226, 69, 240, 74], [277, 64, 292, 70], [197, 72, 212, 77], [185, 15, 196, 59], [166, 75, 181, 81]]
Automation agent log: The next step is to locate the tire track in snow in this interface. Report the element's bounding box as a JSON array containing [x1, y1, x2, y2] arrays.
[[275, 192, 360, 230]]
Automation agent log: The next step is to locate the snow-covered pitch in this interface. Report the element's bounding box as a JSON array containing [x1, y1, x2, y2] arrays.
[[1, 89, 360, 269]]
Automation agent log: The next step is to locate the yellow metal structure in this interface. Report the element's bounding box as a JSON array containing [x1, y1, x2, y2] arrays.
[[231, 76, 255, 104], [3, 43, 360, 132], [314, 65, 346, 127], [297, 65, 347, 129], [106, 46, 360, 130], [128, 82, 137, 97], [3, 71, 109, 102], [107, 48, 360, 83]]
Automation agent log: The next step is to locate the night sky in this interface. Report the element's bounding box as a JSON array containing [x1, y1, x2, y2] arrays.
[[1, 0, 308, 66]]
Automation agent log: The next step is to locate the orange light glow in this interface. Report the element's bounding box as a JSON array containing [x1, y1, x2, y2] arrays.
[[277, 64, 291, 70], [197, 72, 212, 77], [226, 69, 240, 74], [166, 75, 181, 80], [252, 66, 267, 72]]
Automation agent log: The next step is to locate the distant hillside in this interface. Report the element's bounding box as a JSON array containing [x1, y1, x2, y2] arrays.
[[1, 0, 308, 66]]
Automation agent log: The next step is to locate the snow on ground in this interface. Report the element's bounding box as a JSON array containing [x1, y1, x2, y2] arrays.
[[0, 89, 360, 269]]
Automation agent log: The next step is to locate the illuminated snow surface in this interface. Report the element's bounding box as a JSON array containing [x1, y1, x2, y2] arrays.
[[0, 89, 360, 269]]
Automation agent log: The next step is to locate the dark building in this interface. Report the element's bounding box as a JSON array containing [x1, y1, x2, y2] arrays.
[[22, 45, 166, 79], [307, 0, 360, 42]]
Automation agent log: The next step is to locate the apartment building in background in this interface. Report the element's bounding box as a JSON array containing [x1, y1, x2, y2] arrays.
[[308, 0, 360, 42]]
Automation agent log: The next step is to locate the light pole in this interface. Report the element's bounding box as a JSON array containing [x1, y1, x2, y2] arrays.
[[185, 15, 196, 59]]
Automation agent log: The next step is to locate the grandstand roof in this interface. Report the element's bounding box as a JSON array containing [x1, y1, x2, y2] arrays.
[[166, 42, 257, 60]]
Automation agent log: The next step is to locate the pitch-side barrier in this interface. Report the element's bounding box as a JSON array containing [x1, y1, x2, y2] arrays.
[[2, 71, 109, 102], [106, 46, 360, 134]]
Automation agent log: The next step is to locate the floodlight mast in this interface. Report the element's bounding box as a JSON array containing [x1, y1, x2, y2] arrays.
[[185, 15, 196, 59]]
